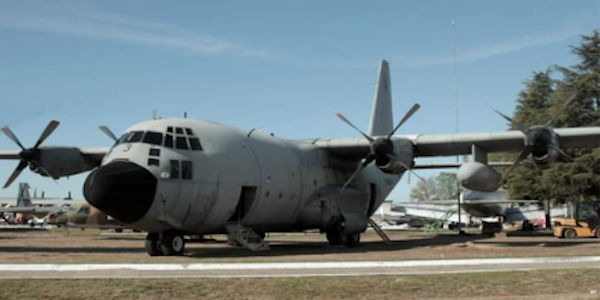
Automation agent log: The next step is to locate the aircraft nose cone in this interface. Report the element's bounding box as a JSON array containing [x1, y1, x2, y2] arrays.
[[83, 161, 157, 224]]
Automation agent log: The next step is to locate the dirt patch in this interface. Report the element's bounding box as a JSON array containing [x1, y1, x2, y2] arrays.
[[0, 228, 598, 263]]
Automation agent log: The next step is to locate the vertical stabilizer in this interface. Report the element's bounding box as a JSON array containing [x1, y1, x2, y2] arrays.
[[368, 60, 393, 136], [17, 183, 32, 207]]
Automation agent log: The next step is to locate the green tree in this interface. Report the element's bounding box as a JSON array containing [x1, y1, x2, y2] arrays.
[[409, 172, 457, 201], [503, 31, 600, 203]]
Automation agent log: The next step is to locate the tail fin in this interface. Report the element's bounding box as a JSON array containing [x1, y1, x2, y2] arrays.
[[17, 183, 32, 207], [368, 60, 393, 136]]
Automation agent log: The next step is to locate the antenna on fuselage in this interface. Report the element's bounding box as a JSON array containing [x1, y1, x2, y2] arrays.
[[152, 110, 158, 120], [184, 112, 188, 119]]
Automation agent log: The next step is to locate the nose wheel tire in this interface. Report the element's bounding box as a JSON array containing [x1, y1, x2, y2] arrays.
[[159, 231, 185, 256]]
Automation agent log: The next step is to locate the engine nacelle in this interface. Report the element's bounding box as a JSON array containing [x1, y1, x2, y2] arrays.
[[376, 138, 414, 174], [33, 147, 98, 178], [457, 162, 501, 192]]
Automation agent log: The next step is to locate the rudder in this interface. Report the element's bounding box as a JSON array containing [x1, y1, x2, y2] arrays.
[[367, 60, 393, 136]]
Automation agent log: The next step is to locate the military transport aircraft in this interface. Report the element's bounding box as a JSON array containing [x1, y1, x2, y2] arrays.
[[1, 60, 600, 256]]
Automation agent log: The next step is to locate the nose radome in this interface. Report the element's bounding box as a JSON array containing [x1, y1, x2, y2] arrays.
[[83, 161, 157, 224]]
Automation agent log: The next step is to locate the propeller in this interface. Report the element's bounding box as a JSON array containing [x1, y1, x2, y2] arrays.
[[494, 92, 578, 179], [1, 120, 59, 189], [336, 103, 424, 190], [99, 125, 118, 142]]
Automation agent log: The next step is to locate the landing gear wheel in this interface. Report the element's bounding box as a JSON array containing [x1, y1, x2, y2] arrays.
[[326, 230, 345, 245], [564, 228, 577, 239], [344, 232, 360, 247], [159, 231, 185, 256], [145, 233, 161, 256]]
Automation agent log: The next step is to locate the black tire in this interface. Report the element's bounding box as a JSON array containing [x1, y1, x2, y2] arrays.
[[159, 232, 185, 256], [344, 232, 360, 247], [326, 230, 345, 245], [564, 228, 577, 239], [145, 233, 161, 256]]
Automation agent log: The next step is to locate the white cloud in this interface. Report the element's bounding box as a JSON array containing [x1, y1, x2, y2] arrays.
[[392, 30, 580, 69], [0, 12, 271, 57]]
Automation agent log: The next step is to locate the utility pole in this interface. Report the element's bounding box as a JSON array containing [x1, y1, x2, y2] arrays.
[[452, 19, 464, 235]]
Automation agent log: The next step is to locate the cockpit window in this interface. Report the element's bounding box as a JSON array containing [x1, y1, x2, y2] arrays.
[[175, 127, 184, 134], [185, 128, 193, 135], [176, 136, 189, 150], [189, 137, 202, 150], [164, 134, 173, 148], [126, 131, 144, 143], [167, 126, 173, 133], [143, 131, 163, 145]]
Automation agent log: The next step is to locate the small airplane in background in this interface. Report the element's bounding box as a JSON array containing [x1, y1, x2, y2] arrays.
[[1, 60, 599, 256], [0, 182, 76, 226]]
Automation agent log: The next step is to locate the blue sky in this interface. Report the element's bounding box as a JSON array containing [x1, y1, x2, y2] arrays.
[[0, 0, 598, 201]]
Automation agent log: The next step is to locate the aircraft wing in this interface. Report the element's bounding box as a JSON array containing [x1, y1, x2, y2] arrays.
[[310, 137, 371, 160], [312, 127, 600, 160], [409, 127, 600, 157], [0, 150, 20, 159], [0, 206, 60, 214], [80, 147, 110, 166]]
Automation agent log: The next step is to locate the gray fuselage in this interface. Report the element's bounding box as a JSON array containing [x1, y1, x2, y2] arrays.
[[85, 118, 402, 235]]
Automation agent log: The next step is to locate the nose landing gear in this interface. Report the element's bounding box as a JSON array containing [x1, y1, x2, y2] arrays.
[[145, 231, 185, 256]]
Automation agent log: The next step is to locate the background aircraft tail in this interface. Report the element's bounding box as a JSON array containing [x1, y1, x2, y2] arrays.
[[367, 60, 393, 136], [17, 182, 32, 207]]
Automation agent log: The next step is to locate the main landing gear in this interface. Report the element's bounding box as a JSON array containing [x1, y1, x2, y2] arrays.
[[145, 231, 185, 256], [325, 222, 361, 247]]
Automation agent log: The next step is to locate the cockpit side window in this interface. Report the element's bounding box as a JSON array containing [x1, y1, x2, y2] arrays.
[[126, 131, 144, 143], [143, 131, 163, 145], [175, 127, 184, 134], [189, 137, 202, 150], [170, 160, 180, 179]]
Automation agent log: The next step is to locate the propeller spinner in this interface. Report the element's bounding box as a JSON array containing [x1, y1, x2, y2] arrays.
[[336, 103, 424, 190], [1, 120, 59, 188]]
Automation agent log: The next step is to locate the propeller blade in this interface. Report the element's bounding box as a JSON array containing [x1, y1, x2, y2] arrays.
[[33, 120, 59, 149], [3, 160, 28, 189], [1, 126, 25, 150], [99, 125, 118, 141], [546, 92, 578, 127], [548, 144, 574, 162], [388, 103, 421, 139], [503, 146, 532, 180], [386, 154, 426, 184], [335, 113, 374, 142], [341, 155, 375, 190], [493, 109, 525, 132]]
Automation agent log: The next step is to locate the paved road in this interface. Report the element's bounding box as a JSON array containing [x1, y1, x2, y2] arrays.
[[0, 256, 599, 278]]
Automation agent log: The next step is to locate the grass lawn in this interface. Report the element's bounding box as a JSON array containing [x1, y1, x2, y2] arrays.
[[1, 269, 599, 299]]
